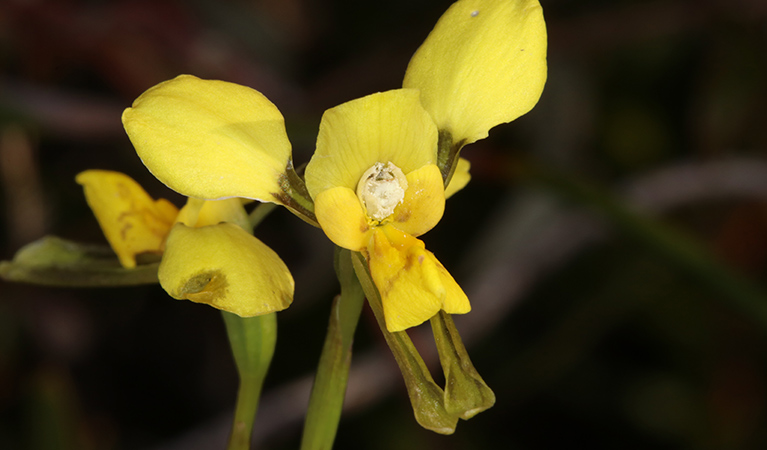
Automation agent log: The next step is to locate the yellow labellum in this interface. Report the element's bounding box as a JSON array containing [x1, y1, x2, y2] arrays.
[[367, 225, 470, 332], [76, 170, 178, 268], [122, 75, 293, 203], [159, 223, 294, 316], [404, 0, 547, 145]]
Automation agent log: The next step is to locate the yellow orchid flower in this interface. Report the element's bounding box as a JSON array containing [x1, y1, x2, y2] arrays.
[[120, 0, 546, 331], [76, 170, 293, 317], [304, 89, 470, 331]]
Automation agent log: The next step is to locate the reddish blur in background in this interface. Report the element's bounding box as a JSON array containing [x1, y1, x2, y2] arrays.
[[2, 1, 767, 449]]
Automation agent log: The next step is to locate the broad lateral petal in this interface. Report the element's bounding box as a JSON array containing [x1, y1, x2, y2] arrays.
[[314, 186, 370, 251], [391, 164, 445, 238], [122, 75, 293, 203], [403, 0, 547, 146], [159, 223, 294, 316]]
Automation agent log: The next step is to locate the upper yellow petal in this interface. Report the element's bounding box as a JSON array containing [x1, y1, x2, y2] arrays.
[[367, 225, 470, 332], [159, 223, 294, 316], [305, 89, 438, 198], [76, 170, 178, 268], [314, 186, 370, 251], [391, 164, 445, 237], [403, 0, 547, 145], [122, 75, 292, 203]]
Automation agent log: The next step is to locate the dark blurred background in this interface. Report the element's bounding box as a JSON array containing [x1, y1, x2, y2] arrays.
[[2, 0, 767, 449]]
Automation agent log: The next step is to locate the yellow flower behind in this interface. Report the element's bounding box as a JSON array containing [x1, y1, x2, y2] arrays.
[[305, 90, 470, 332], [76, 170, 178, 269], [76, 170, 293, 317]]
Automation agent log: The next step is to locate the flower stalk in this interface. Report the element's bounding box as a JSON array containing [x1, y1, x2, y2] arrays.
[[222, 312, 277, 450], [300, 248, 365, 450]]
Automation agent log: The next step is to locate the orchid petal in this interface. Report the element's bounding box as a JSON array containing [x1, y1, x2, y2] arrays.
[[404, 0, 547, 145], [123, 75, 292, 203], [159, 223, 293, 316]]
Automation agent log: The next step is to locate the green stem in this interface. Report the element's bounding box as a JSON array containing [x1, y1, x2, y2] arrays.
[[248, 202, 277, 230], [300, 248, 365, 450], [222, 312, 277, 450], [350, 252, 458, 435]]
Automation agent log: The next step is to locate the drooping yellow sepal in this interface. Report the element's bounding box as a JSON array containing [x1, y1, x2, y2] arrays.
[[367, 225, 470, 332], [159, 223, 293, 316], [122, 75, 293, 203], [76, 170, 178, 268], [403, 0, 547, 145]]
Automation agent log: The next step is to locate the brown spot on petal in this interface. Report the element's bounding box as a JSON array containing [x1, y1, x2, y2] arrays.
[[394, 207, 411, 223], [176, 270, 229, 306]]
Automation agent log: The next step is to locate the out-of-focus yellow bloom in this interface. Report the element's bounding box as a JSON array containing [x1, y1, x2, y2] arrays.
[[76, 170, 293, 317], [76, 170, 178, 268]]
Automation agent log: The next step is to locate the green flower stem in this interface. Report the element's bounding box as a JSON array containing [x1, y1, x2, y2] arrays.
[[518, 159, 767, 331], [248, 202, 277, 230], [350, 252, 458, 435], [430, 311, 495, 419], [300, 248, 365, 450], [222, 312, 277, 450]]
